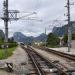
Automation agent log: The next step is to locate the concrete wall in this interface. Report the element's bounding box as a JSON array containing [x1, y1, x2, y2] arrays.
[[72, 40, 75, 49]]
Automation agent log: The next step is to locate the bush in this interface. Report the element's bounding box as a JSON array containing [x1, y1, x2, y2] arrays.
[[0, 42, 17, 49], [8, 42, 17, 48], [0, 37, 17, 49]]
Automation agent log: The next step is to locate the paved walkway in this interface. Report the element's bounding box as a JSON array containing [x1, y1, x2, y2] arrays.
[[49, 47, 75, 55]]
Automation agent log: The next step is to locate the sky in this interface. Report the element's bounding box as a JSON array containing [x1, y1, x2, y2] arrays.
[[0, 0, 75, 37]]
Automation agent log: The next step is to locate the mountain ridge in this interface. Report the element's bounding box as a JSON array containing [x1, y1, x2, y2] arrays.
[[52, 21, 75, 36], [13, 32, 47, 44]]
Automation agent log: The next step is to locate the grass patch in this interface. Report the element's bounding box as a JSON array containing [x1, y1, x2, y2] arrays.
[[0, 47, 16, 60]]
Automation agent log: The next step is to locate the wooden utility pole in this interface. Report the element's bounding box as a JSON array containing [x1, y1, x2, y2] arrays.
[[67, 0, 71, 52], [65, 0, 72, 52]]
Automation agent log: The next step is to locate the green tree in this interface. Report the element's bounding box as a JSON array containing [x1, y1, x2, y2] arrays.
[[8, 37, 17, 48], [63, 34, 68, 44], [63, 33, 75, 44], [8, 37, 14, 43], [47, 33, 60, 47], [0, 38, 4, 49], [72, 33, 75, 40]]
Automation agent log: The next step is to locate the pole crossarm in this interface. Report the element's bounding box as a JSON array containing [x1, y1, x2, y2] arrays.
[[0, 11, 37, 21], [18, 12, 36, 20], [1, 10, 19, 21]]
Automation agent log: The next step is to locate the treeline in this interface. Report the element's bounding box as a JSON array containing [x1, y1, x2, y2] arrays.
[[46, 33, 75, 47], [0, 37, 17, 49], [63, 33, 75, 44], [46, 33, 60, 47]]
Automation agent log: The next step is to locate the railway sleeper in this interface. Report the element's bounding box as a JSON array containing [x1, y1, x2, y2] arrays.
[[42, 68, 58, 73], [22, 46, 72, 75]]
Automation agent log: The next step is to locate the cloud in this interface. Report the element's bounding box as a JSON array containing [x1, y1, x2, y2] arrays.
[[0, 0, 75, 37]]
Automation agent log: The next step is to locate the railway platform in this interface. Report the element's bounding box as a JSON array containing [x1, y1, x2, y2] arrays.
[[49, 47, 75, 55]]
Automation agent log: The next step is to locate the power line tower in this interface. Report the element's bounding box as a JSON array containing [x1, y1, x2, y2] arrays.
[[1, 0, 19, 54], [65, 0, 74, 52], [0, 0, 41, 55]]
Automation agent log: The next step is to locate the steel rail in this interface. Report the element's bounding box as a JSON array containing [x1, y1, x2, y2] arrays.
[[21, 46, 45, 75], [42, 47, 75, 61], [21, 45, 69, 75], [29, 46, 69, 75]]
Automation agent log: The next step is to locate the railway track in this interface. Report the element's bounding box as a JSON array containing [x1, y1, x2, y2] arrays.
[[40, 47, 75, 62], [21, 45, 73, 75], [32, 46, 75, 74]]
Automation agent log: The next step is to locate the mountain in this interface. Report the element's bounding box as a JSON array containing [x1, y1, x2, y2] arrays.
[[35, 33, 47, 42], [52, 26, 66, 36], [52, 21, 75, 36], [0, 30, 4, 39], [13, 32, 34, 44], [13, 32, 47, 44], [26, 36, 34, 44], [13, 32, 28, 44]]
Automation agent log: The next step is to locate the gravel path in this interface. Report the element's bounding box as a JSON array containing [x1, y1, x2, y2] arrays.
[[0, 46, 28, 64], [0, 46, 29, 75], [32, 47, 75, 70]]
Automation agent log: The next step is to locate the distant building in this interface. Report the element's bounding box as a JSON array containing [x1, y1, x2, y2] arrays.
[[59, 37, 64, 47], [34, 42, 43, 46], [17, 42, 24, 45]]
